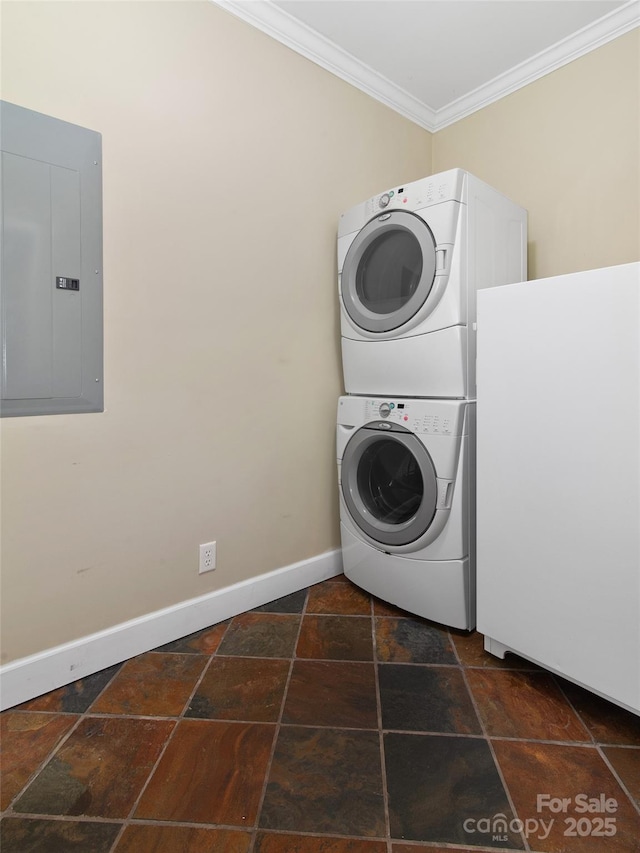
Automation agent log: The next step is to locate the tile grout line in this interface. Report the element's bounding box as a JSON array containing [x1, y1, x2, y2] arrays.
[[595, 745, 640, 819], [446, 625, 466, 670], [105, 619, 234, 853], [476, 734, 635, 749], [548, 673, 599, 746], [370, 602, 393, 853], [1, 812, 123, 825], [246, 587, 311, 853], [244, 826, 390, 845], [457, 656, 533, 853], [382, 841, 528, 852]]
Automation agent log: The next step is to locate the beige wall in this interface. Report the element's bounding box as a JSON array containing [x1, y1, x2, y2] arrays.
[[0, 1, 432, 662], [433, 29, 640, 280], [1, 2, 638, 667]]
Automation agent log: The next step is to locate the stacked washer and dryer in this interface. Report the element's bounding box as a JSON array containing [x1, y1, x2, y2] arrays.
[[336, 169, 527, 629]]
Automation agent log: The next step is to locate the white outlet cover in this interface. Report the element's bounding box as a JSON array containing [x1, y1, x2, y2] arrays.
[[199, 541, 216, 573]]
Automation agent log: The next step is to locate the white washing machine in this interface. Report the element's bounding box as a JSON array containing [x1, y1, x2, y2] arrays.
[[337, 395, 476, 630], [338, 169, 527, 399]]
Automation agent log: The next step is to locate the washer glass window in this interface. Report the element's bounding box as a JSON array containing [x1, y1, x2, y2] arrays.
[[358, 439, 423, 523], [341, 427, 438, 547]]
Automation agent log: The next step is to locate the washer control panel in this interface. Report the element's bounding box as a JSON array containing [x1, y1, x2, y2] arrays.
[[364, 398, 457, 435]]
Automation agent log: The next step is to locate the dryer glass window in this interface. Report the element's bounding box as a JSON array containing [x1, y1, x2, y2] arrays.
[[357, 439, 423, 524], [356, 230, 423, 315]]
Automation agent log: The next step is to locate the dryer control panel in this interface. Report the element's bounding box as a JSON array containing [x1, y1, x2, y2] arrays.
[[338, 169, 467, 238], [363, 170, 466, 219]]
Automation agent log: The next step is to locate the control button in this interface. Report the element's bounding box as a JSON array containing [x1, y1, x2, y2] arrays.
[[389, 403, 395, 410], [379, 402, 391, 418], [379, 193, 391, 208]]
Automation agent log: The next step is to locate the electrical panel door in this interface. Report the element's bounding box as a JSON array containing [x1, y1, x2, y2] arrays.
[[1, 101, 103, 416]]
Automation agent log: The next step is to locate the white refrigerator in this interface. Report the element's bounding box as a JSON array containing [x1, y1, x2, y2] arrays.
[[476, 262, 639, 715]]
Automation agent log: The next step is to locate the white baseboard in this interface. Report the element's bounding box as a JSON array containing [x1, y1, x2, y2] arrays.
[[0, 549, 343, 711]]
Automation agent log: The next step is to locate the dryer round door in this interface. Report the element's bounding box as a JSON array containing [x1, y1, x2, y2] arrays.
[[341, 423, 438, 547], [341, 210, 438, 333]]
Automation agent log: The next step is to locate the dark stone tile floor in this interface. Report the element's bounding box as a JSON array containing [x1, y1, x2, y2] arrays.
[[2, 576, 639, 852]]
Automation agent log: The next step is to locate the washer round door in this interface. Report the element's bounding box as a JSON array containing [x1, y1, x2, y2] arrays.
[[341, 423, 438, 547], [341, 210, 438, 333]]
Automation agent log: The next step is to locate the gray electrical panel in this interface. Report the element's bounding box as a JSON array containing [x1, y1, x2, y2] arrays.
[[1, 101, 103, 416]]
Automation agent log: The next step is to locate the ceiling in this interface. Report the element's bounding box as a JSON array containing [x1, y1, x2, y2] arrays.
[[215, 0, 639, 131]]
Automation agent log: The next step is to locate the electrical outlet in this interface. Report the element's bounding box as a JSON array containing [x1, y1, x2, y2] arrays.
[[199, 541, 216, 574]]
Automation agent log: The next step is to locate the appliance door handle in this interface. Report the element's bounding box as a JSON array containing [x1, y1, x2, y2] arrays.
[[436, 479, 454, 509], [436, 247, 448, 271]]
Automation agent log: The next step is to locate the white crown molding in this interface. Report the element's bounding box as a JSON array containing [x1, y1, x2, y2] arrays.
[[213, 0, 639, 133], [214, 0, 437, 130], [435, 0, 640, 130]]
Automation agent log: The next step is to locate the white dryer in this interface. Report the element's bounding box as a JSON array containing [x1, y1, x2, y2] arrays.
[[337, 395, 475, 630], [338, 169, 527, 399]]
